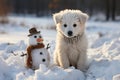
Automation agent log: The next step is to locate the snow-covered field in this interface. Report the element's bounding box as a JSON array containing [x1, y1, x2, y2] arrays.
[[0, 16, 120, 80]]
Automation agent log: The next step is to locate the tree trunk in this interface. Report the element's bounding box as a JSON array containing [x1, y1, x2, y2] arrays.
[[106, 0, 110, 21], [111, 0, 116, 21]]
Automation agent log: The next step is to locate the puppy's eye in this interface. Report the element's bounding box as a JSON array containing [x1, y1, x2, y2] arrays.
[[64, 24, 67, 27], [73, 24, 77, 27], [34, 36, 37, 38]]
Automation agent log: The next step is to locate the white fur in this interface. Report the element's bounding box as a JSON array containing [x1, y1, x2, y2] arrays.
[[53, 9, 88, 71]]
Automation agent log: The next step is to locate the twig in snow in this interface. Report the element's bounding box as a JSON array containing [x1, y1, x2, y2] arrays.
[[11, 51, 18, 56]]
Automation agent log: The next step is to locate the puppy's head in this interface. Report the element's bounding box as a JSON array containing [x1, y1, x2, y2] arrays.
[[53, 9, 89, 38]]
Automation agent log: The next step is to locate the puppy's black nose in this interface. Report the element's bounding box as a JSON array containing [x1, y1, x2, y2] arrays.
[[68, 31, 73, 36]]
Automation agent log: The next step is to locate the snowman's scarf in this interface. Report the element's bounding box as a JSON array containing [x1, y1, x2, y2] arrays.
[[26, 43, 45, 68]]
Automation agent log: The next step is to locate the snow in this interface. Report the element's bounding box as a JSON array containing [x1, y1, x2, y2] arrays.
[[31, 65, 85, 80], [0, 16, 120, 80]]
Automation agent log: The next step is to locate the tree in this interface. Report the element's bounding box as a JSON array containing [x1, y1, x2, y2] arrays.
[[0, 0, 11, 24], [105, 0, 110, 21], [111, 0, 116, 21], [0, 0, 10, 16]]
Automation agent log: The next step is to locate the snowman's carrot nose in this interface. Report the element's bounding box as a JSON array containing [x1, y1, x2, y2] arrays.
[[37, 38, 43, 42]]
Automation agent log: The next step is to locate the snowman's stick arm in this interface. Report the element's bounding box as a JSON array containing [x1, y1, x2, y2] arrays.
[[46, 43, 50, 49]]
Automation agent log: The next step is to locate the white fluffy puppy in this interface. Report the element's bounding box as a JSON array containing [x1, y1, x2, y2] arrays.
[[53, 9, 89, 71]]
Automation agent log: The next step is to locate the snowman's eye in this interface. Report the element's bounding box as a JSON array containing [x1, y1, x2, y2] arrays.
[[40, 52, 43, 55], [34, 36, 37, 38]]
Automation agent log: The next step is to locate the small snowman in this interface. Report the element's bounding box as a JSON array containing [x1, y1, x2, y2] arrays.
[[26, 27, 50, 69]]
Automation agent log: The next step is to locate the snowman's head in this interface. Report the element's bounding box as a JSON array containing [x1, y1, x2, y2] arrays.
[[28, 33, 43, 45]]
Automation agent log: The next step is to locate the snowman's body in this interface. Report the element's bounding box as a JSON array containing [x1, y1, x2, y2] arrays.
[[26, 28, 50, 69], [32, 48, 50, 69]]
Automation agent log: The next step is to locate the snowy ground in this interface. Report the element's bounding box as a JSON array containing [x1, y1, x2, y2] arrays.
[[0, 16, 120, 80]]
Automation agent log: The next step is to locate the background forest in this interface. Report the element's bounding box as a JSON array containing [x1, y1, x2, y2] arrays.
[[0, 0, 120, 21]]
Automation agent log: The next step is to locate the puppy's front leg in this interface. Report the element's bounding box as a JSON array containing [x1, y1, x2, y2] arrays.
[[54, 51, 60, 66], [58, 51, 70, 69], [77, 52, 87, 71]]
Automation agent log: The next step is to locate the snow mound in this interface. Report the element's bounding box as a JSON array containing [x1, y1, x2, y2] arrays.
[[1, 40, 27, 59], [16, 64, 85, 80], [91, 33, 120, 48], [87, 38, 120, 80], [34, 65, 85, 80], [0, 57, 10, 80], [86, 59, 120, 80], [0, 43, 10, 50], [5, 40, 26, 53]]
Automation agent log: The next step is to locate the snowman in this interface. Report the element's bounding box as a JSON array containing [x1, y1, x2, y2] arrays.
[[26, 27, 50, 69]]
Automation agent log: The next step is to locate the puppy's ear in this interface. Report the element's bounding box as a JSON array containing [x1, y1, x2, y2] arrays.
[[53, 13, 62, 24], [78, 12, 89, 24]]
